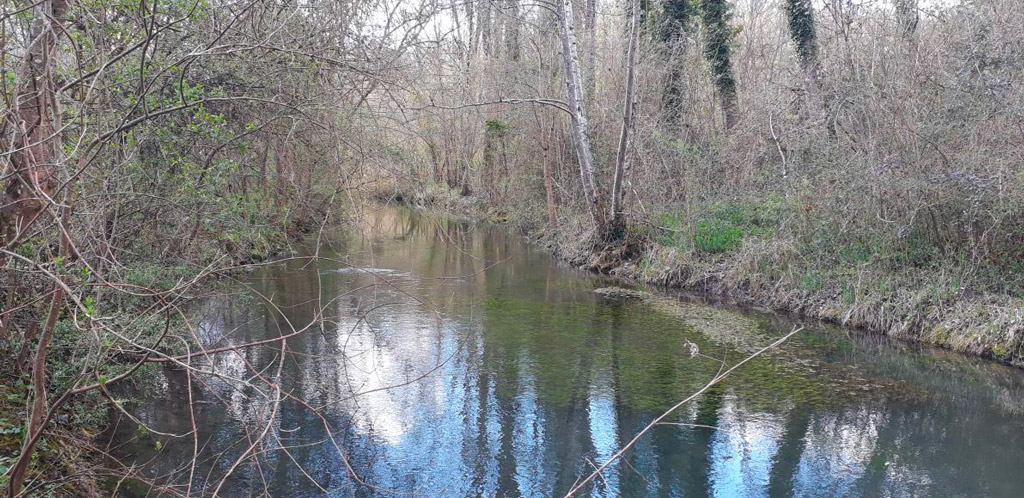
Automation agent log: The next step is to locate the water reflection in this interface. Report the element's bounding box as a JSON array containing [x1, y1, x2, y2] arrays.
[[112, 207, 1024, 497]]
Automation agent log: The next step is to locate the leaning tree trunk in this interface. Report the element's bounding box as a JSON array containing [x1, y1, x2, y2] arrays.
[[701, 0, 739, 130], [610, 0, 640, 237], [1, 0, 70, 254], [558, 0, 605, 229]]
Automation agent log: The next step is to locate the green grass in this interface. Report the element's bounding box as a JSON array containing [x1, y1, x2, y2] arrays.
[[839, 239, 878, 265], [652, 211, 685, 247], [653, 195, 786, 254], [695, 219, 744, 253], [802, 270, 826, 291]]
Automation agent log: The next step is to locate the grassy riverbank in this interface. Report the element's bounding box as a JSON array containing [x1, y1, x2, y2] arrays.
[[375, 184, 1024, 368]]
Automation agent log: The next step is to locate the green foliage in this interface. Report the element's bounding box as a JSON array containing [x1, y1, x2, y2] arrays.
[[700, 0, 737, 75], [991, 345, 1011, 360], [893, 235, 936, 268], [707, 196, 784, 233], [839, 239, 878, 265], [842, 282, 857, 305], [662, 0, 697, 40], [484, 119, 510, 137]]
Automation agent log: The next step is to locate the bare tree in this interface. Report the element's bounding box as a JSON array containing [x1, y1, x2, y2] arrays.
[[558, 0, 605, 229], [610, 0, 641, 236], [466, 0, 478, 54], [481, 0, 493, 56]]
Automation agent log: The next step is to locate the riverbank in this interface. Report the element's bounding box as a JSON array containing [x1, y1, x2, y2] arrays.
[[0, 210, 330, 496], [374, 187, 1024, 368]]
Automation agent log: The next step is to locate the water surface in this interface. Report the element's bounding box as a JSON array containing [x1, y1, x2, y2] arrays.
[[112, 207, 1024, 497]]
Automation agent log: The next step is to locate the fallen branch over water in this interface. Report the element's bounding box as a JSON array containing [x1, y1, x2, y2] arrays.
[[563, 325, 805, 498]]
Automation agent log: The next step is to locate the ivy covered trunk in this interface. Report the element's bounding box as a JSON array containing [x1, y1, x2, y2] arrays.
[[784, 0, 835, 136], [701, 0, 739, 130], [483, 119, 509, 199]]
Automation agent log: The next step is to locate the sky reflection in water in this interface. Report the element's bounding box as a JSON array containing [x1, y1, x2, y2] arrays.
[[112, 207, 1024, 497]]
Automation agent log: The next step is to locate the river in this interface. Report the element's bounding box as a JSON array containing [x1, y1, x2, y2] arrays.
[[110, 206, 1024, 497]]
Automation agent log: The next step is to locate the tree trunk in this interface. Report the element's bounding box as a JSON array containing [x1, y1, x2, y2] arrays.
[[0, 0, 70, 254], [610, 0, 640, 237], [702, 0, 740, 130], [7, 287, 64, 497], [7, 192, 73, 497], [492, 0, 505, 57], [480, 0, 492, 57], [661, 0, 693, 127], [784, 0, 835, 136], [584, 0, 597, 100], [785, 0, 821, 85], [894, 0, 918, 41], [1, 10, 71, 490], [542, 130, 558, 228], [558, 0, 605, 229], [505, 0, 521, 61], [466, 0, 477, 54]]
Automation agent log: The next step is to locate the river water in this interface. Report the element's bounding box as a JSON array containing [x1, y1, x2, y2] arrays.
[[111, 206, 1024, 497]]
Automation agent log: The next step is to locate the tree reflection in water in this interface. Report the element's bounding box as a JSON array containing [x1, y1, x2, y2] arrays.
[[111, 207, 1024, 497]]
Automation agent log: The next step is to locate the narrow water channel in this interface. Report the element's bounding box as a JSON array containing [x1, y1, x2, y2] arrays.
[[112, 206, 1024, 497]]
